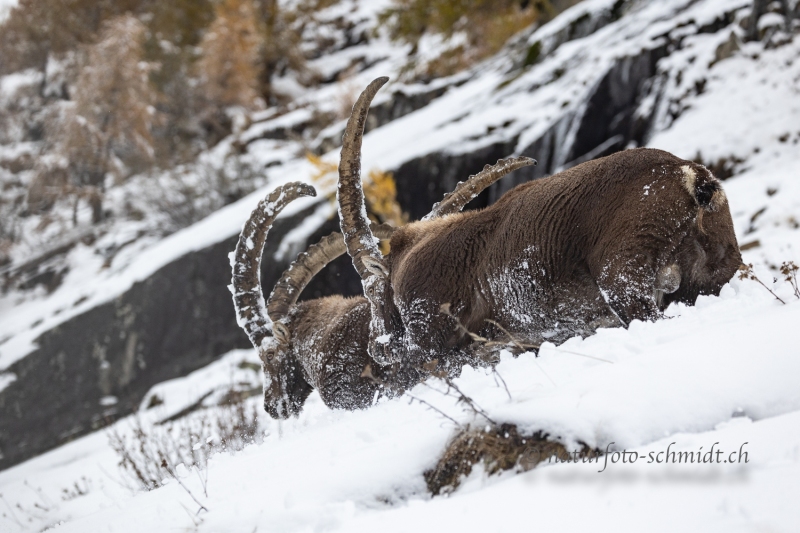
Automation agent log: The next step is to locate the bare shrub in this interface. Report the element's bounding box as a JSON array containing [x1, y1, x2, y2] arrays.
[[780, 261, 800, 299], [108, 401, 261, 491], [425, 422, 598, 495], [144, 155, 262, 232], [60, 477, 91, 501], [738, 263, 786, 304]]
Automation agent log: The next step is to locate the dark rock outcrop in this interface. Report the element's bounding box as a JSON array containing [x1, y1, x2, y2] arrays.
[[392, 44, 668, 211], [0, 203, 362, 470]]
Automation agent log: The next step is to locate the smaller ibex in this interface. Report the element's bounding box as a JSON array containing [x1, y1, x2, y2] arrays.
[[231, 157, 534, 418]]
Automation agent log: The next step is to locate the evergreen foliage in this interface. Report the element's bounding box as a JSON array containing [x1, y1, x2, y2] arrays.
[[379, 0, 582, 78], [379, 0, 540, 77]]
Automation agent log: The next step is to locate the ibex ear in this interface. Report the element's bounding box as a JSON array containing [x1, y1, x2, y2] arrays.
[[362, 256, 389, 278], [273, 322, 291, 345]]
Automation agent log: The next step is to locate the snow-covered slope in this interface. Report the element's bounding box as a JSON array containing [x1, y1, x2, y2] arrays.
[[1, 277, 798, 532], [1, 0, 799, 530]]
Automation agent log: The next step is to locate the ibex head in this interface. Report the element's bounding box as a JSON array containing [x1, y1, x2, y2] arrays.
[[255, 321, 311, 419], [231, 182, 316, 419], [232, 181, 402, 418]]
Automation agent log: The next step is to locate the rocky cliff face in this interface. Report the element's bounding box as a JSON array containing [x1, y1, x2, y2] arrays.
[[0, 206, 362, 469]]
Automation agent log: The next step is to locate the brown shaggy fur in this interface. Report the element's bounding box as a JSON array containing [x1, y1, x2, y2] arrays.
[[233, 153, 532, 418], [372, 148, 741, 368]]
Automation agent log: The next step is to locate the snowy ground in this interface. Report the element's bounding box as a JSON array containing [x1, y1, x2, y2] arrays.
[[1, 0, 800, 531], [0, 276, 798, 532], [0, 0, 16, 21]]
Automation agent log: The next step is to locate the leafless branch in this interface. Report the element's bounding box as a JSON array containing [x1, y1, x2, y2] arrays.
[[492, 368, 512, 400], [739, 263, 786, 304], [161, 458, 208, 515], [361, 363, 463, 427]]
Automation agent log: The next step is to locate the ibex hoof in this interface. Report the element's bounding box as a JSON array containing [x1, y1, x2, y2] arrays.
[[363, 256, 389, 278]]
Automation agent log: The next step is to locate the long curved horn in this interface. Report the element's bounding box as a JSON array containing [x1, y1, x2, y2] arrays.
[[268, 223, 395, 319], [270, 153, 530, 312], [270, 155, 529, 311], [423, 156, 537, 220], [231, 182, 316, 351], [337, 76, 389, 281]]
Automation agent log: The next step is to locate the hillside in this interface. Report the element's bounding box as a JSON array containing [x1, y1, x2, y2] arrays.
[[0, 0, 799, 530]]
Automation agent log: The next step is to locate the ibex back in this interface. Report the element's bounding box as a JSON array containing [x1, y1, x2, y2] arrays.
[[338, 78, 742, 370]]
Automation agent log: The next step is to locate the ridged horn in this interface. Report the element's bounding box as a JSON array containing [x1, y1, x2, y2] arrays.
[[231, 182, 316, 350], [423, 156, 537, 220], [268, 223, 396, 319], [271, 153, 525, 310], [337, 76, 389, 281], [269, 152, 523, 311]]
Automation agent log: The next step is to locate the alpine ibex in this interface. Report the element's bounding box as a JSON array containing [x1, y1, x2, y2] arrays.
[[231, 156, 534, 418], [338, 77, 742, 370]]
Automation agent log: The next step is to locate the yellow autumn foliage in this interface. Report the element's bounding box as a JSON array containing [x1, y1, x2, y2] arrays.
[[363, 168, 409, 229], [306, 152, 339, 191], [307, 152, 408, 253], [379, 0, 582, 78], [197, 0, 263, 109]]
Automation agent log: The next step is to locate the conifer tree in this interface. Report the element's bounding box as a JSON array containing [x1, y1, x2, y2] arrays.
[[0, 0, 146, 76], [197, 0, 263, 110], [44, 13, 158, 223], [72, 13, 158, 176]]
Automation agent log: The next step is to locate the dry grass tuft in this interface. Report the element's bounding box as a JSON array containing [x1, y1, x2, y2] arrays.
[[738, 263, 786, 304], [108, 401, 260, 491], [425, 422, 597, 495]]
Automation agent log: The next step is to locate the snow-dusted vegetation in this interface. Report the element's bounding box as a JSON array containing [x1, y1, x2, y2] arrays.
[[1, 0, 799, 530]]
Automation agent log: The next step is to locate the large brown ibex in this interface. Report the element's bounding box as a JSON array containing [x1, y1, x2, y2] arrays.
[[338, 77, 742, 370], [231, 155, 534, 418]]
